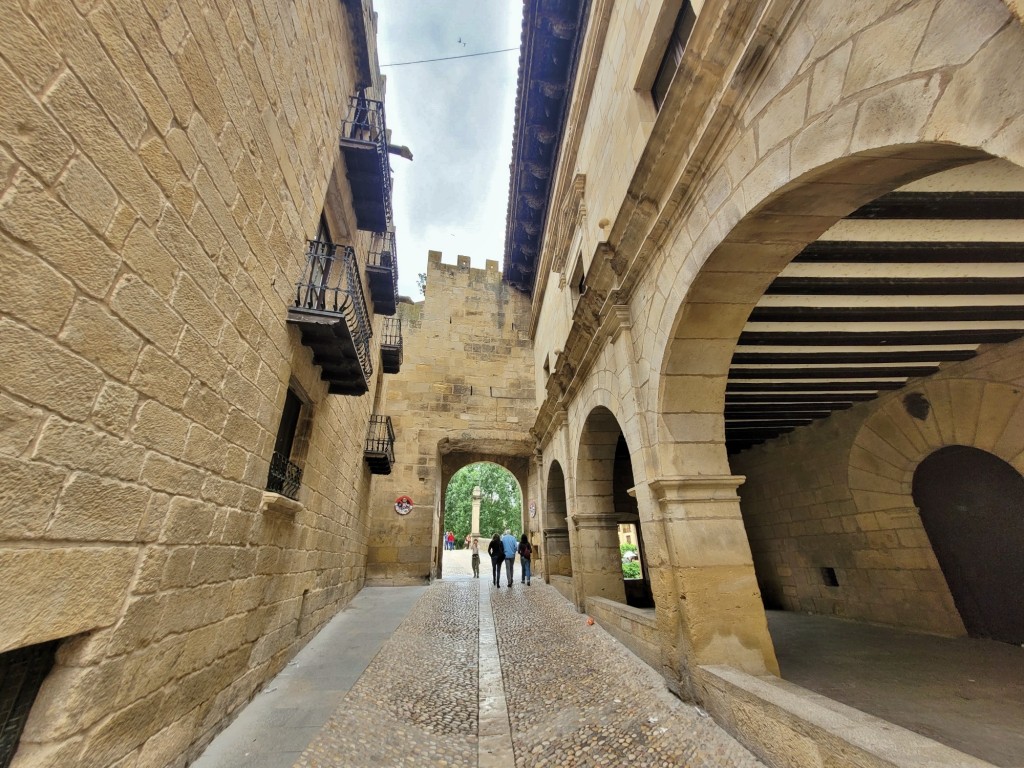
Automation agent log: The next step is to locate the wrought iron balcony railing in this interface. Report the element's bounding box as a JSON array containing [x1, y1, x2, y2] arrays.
[[380, 316, 403, 374], [339, 95, 393, 232], [366, 231, 398, 315], [364, 414, 395, 475], [267, 451, 302, 500], [287, 240, 373, 395]]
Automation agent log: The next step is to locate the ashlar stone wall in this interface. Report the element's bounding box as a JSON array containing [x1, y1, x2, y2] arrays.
[[732, 336, 1024, 636], [0, 1, 390, 766], [365, 253, 537, 584]]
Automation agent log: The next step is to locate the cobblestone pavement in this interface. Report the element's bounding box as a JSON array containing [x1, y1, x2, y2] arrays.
[[490, 585, 763, 768], [291, 562, 762, 767], [294, 579, 480, 767]]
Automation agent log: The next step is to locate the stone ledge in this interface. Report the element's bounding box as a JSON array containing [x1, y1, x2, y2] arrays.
[[259, 491, 303, 517], [699, 665, 994, 768], [586, 596, 660, 670]]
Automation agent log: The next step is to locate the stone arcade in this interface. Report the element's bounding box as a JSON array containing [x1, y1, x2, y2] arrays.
[[1, 0, 1023, 766]]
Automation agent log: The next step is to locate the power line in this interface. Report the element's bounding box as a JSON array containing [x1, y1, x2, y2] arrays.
[[380, 47, 519, 67]]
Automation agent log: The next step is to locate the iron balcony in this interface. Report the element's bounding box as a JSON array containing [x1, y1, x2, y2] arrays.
[[367, 230, 399, 316], [266, 451, 302, 500], [287, 240, 373, 396], [381, 316, 403, 374], [339, 95, 392, 233], [364, 414, 395, 475]]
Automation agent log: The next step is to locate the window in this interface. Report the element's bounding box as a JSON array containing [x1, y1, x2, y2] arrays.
[[569, 255, 586, 306], [267, 387, 305, 499], [651, 1, 696, 110], [304, 214, 335, 310]]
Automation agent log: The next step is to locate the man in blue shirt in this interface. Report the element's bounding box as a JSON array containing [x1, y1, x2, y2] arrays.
[[501, 529, 518, 588]]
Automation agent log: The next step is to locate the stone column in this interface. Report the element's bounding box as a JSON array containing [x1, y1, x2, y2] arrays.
[[573, 513, 627, 604], [471, 485, 482, 539], [648, 475, 779, 679]]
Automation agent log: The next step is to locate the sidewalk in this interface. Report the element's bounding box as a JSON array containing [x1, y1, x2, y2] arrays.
[[192, 554, 763, 767]]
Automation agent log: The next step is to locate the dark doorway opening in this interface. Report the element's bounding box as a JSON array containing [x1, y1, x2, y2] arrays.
[[0, 640, 58, 768], [912, 445, 1024, 644]]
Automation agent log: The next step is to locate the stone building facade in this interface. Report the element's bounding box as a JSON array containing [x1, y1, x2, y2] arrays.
[[509, 0, 1024, 764], [0, 0, 402, 765], [3, 0, 1024, 766], [365, 252, 536, 585]]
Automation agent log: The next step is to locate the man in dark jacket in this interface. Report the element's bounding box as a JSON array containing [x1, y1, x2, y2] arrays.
[[487, 533, 505, 587]]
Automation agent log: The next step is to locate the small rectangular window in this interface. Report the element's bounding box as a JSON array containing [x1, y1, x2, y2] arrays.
[[651, 2, 696, 110]]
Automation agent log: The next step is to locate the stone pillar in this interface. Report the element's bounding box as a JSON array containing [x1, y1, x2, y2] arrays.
[[471, 485, 482, 539], [648, 476, 779, 680], [573, 513, 627, 604]]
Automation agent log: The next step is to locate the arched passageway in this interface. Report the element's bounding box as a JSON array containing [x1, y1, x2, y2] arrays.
[[436, 450, 530, 580], [575, 407, 654, 608], [543, 461, 572, 579], [913, 445, 1024, 645], [663, 156, 1024, 764]]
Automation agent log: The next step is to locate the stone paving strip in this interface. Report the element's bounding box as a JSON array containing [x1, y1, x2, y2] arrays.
[[490, 584, 765, 768], [293, 580, 480, 767]]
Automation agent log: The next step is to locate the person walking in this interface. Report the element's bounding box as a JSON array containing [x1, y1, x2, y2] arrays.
[[518, 534, 533, 586], [501, 529, 518, 588], [470, 535, 480, 578], [487, 533, 505, 587]]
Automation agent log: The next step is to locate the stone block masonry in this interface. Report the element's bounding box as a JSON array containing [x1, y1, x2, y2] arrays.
[[365, 253, 537, 584], [0, 1, 392, 766]]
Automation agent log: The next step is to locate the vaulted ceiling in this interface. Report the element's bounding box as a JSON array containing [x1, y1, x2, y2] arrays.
[[726, 160, 1024, 454]]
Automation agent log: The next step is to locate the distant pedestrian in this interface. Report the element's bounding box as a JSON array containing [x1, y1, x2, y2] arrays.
[[445, 530, 455, 551], [487, 533, 505, 586], [501, 529, 518, 588], [518, 534, 533, 586], [470, 536, 480, 578]]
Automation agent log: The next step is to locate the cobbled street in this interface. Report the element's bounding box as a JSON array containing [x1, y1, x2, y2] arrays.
[[285, 552, 763, 768]]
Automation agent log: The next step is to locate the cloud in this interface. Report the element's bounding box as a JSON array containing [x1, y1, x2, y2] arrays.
[[377, 1, 521, 296]]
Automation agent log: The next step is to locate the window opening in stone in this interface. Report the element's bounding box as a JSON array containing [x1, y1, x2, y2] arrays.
[[651, 1, 696, 110], [619, 522, 644, 581], [267, 387, 305, 500], [305, 213, 335, 310], [569, 256, 586, 306], [820, 566, 839, 587], [0, 639, 58, 768]]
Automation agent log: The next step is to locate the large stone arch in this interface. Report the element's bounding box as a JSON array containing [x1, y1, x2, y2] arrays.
[[634, 0, 1024, 691], [649, 0, 1024, 472], [849, 378, 1024, 634], [542, 460, 573, 588], [434, 438, 532, 579]]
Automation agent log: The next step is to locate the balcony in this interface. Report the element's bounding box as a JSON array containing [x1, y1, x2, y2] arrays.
[[287, 240, 373, 396], [367, 231, 398, 315], [381, 316, 403, 374], [364, 415, 395, 475], [339, 95, 392, 233], [266, 451, 302, 500]]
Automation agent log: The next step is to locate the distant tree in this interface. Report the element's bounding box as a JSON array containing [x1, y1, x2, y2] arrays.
[[416, 272, 426, 297], [620, 542, 641, 579], [443, 463, 522, 546]]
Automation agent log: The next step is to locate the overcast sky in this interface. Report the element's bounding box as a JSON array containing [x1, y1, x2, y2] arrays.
[[375, 1, 523, 298]]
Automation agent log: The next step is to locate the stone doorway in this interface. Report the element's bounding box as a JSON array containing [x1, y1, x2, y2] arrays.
[[912, 445, 1024, 645]]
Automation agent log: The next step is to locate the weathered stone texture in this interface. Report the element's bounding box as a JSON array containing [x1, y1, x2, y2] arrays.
[[1, 0, 389, 765], [365, 255, 536, 584]]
